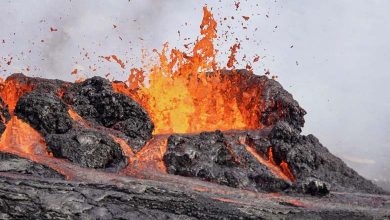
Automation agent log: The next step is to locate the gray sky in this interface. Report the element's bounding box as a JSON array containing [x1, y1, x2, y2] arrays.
[[0, 0, 389, 182]]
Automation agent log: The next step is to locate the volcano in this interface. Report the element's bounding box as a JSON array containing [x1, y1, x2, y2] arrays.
[[0, 5, 389, 220], [0, 71, 388, 219]]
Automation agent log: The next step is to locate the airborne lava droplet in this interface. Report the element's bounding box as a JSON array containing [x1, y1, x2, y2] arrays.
[[227, 43, 241, 68], [100, 55, 126, 69]]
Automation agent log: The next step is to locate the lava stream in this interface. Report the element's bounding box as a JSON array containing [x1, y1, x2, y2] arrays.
[[0, 116, 47, 155], [0, 116, 76, 179], [239, 137, 295, 182], [123, 135, 168, 177]]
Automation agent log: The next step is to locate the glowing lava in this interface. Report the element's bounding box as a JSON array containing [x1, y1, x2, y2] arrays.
[[123, 135, 168, 176], [0, 116, 47, 155], [0, 77, 34, 113], [113, 6, 263, 134], [240, 137, 295, 182]]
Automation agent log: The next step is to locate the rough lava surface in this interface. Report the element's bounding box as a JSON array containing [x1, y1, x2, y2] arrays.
[[63, 77, 154, 152]]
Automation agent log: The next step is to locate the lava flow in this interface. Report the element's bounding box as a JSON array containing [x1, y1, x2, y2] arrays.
[[113, 6, 263, 135], [0, 116, 47, 155], [123, 135, 169, 176], [240, 136, 296, 182]]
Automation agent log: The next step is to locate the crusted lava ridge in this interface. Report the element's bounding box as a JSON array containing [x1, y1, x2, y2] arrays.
[[14, 85, 126, 170], [2, 73, 153, 170], [218, 69, 306, 131], [164, 125, 384, 195], [62, 76, 154, 152], [0, 152, 65, 179], [164, 130, 290, 192], [246, 121, 384, 194]]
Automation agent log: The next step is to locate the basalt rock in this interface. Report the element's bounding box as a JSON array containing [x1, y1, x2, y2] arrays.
[[0, 152, 64, 179], [301, 178, 330, 196], [63, 77, 154, 152], [0, 72, 388, 219], [164, 122, 385, 194], [15, 86, 73, 135], [164, 131, 290, 192], [258, 73, 306, 131], [46, 129, 126, 170], [14, 87, 126, 169], [227, 69, 306, 131], [2, 174, 389, 219], [246, 121, 385, 194]]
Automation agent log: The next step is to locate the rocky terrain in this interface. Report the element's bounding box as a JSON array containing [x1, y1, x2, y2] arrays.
[[0, 71, 388, 219]]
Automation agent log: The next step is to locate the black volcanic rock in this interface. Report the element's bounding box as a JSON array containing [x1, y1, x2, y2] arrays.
[[165, 122, 385, 194], [63, 77, 154, 152], [258, 73, 306, 131], [2, 174, 388, 219], [164, 131, 290, 192], [0, 152, 64, 179], [46, 129, 126, 169], [225, 69, 306, 131], [15, 86, 73, 135], [247, 121, 385, 194], [14, 87, 126, 169], [301, 178, 330, 196]]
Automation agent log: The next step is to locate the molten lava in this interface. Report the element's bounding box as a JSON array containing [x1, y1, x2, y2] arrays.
[[68, 108, 90, 127], [0, 77, 34, 113], [113, 6, 263, 134], [240, 137, 295, 182], [0, 116, 47, 155], [267, 147, 296, 182], [124, 135, 168, 176]]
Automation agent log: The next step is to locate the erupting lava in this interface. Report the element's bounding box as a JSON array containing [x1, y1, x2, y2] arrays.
[[0, 5, 296, 185], [114, 6, 263, 134], [0, 76, 34, 113]]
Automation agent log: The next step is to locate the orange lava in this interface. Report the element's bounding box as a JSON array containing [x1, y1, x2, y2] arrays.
[[68, 108, 90, 127], [0, 78, 34, 113], [101, 55, 125, 69], [110, 135, 134, 159], [0, 116, 48, 156], [114, 6, 263, 135], [240, 137, 295, 182], [227, 43, 240, 68], [193, 186, 210, 192], [285, 198, 306, 207], [124, 135, 168, 176], [280, 161, 296, 182], [268, 147, 296, 182], [245, 145, 292, 182]]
